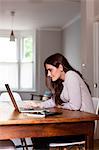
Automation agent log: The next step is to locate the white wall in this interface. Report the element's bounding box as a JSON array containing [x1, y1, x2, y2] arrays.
[[62, 18, 81, 72], [36, 29, 62, 94], [80, 0, 94, 95]]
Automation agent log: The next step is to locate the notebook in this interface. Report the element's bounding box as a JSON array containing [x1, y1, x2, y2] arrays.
[[5, 84, 62, 117]]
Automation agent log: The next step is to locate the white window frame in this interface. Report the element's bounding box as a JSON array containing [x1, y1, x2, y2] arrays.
[[0, 30, 36, 92]]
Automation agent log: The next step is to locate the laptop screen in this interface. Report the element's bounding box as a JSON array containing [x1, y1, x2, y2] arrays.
[[5, 84, 20, 112]]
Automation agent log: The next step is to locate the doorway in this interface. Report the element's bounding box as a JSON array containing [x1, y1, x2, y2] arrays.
[[93, 21, 99, 97]]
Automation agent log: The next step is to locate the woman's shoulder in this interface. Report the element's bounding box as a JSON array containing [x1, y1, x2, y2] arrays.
[[66, 70, 78, 78], [63, 71, 80, 86], [64, 70, 80, 82]]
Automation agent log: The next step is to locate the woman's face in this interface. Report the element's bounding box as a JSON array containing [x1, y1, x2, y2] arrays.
[[45, 64, 63, 81]]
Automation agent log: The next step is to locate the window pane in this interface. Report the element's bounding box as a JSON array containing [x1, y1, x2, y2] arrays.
[[0, 37, 17, 62], [20, 62, 33, 89], [0, 34, 35, 91], [0, 63, 18, 89], [21, 37, 32, 62]]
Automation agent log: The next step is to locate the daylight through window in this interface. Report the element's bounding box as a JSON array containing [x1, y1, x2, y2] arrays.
[[0, 36, 36, 91]]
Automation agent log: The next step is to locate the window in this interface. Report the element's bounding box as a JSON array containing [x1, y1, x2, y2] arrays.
[[0, 36, 36, 91]]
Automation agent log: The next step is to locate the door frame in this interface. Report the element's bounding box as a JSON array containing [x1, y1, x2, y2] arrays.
[[93, 21, 99, 97]]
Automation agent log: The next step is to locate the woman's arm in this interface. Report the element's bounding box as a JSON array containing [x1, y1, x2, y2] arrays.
[[23, 97, 55, 109], [24, 98, 55, 109], [41, 97, 56, 108]]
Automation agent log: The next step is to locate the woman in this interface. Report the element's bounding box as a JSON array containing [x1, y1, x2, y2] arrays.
[[31, 53, 95, 149], [31, 53, 94, 113]]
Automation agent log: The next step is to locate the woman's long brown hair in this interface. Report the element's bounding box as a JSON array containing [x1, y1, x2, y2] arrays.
[[44, 53, 91, 105]]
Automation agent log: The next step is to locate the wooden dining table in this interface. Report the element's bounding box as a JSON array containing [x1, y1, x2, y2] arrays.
[[0, 102, 99, 150]]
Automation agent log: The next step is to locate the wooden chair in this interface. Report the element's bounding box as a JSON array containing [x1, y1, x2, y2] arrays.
[[31, 90, 52, 101], [31, 93, 43, 100]]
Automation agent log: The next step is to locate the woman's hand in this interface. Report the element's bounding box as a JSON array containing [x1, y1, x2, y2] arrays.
[[23, 100, 43, 108], [57, 105, 63, 108]]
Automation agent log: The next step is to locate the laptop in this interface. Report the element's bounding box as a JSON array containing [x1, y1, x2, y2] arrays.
[[5, 84, 46, 113], [5, 84, 62, 117]]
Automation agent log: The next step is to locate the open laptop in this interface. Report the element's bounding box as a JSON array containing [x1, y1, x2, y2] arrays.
[[5, 84, 45, 113], [5, 84, 62, 117]]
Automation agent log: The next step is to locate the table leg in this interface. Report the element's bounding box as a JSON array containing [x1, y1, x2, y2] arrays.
[[85, 122, 94, 150], [85, 135, 94, 150]]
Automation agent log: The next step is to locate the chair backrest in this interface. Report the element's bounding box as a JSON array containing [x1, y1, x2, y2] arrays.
[[92, 97, 99, 115], [0, 92, 22, 102], [92, 97, 99, 137]]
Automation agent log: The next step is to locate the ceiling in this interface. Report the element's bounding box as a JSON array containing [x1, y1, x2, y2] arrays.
[[0, 0, 80, 30]]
